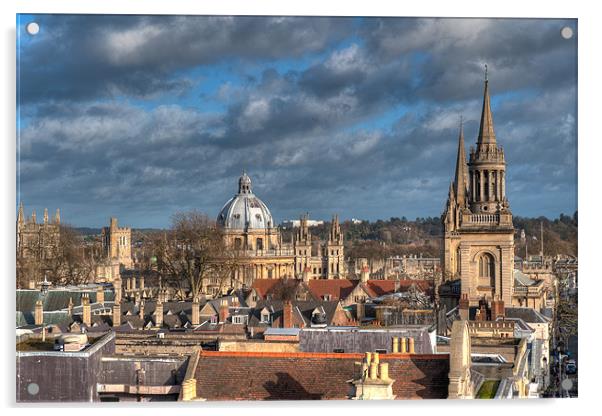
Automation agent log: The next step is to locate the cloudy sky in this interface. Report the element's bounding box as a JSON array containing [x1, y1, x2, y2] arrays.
[[16, 15, 577, 228]]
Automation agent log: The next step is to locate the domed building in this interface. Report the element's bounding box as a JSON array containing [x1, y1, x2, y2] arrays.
[[209, 172, 346, 294]]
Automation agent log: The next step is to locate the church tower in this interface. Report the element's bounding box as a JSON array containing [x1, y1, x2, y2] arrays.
[[441, 71, 515, 306], [293, 213, 312, 278], [326, 214, 345, 279]]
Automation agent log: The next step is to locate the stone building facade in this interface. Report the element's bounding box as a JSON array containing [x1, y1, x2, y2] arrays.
[[441, 76, 515, 306], [215, 172, 345, 291], [16, 202, 61, 261]]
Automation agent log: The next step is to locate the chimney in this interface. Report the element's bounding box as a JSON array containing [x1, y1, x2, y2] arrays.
[[82, 294, 91, 326], [96, 287, 105, 304], [360, 265, 370, 283], [192, 298, 200, 326], [283, 300, 293, 328], [130, 275, 136, 291], [113, 302, 121, 327], [114, 277, 122, 302], [303, 265, 311, 283], [379, 362, 390, 381], [408, 337, 415, 354], [459, 293, 469, 320], [67, 297, 74, 317], [400, 337, 407, 353], [392, 336, 399, 353], [219, 299, 229, 323], [155, 301, 163, 327], [139, 273, 145, 291], [356, 301, 365, 323], [34, 300, 43, 326], [491, 298, 505, 321]]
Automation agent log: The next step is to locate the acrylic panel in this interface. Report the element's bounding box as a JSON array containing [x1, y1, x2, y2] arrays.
[[16, 14, 577, 402]]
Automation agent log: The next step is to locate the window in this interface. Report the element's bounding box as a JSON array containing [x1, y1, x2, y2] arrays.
[[333, 348, 344, 353], [261, 313, 270, 323], [375, 349, 387, 354], [322, 294, 332, 301], [479, 253, 495, 286], [234, 238, 242, 250], [232, 315, 247, 325], [256, 238, 263, 250], [210, 315, 218, 324]]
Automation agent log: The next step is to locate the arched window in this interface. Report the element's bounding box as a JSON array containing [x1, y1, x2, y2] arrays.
[[478, 253, 495, 284]]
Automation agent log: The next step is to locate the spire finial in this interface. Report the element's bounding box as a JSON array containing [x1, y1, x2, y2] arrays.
[[485, 64, 488, 82]]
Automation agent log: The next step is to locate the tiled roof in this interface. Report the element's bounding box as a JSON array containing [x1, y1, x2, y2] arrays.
[[365, 280, 433, 298], [194, 351, 449, 400], [307, 280, 358, 302], [251, 279, 284, 299]]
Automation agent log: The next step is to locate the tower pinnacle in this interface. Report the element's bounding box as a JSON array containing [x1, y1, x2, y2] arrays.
[[453, 118, 468, 207], [477, 69, 496, 145]]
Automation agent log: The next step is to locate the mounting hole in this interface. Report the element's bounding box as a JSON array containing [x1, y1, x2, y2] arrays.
[[27, 382, 39, 395], [561, 26, 573, 40], [26, 22, 40, 36]]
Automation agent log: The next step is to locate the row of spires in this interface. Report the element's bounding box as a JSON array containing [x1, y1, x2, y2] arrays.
[[17, 202, 60, 225]]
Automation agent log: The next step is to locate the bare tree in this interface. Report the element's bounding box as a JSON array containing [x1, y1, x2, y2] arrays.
[[16, 224, 102, 288], [152, 211, 240, 301]]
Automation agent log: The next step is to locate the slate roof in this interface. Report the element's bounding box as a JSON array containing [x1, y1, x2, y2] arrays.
[[194, 351, 449, 400], [504, 307, 551, 324], [16, 289, 115, 312]]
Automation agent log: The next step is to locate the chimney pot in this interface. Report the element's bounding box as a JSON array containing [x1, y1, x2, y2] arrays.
[[400, 337, 407, 353], [369, 362, 378, 380], [408, 337, 415, 354], [392, 336, 399, 353], [379, 362, 389, 381]]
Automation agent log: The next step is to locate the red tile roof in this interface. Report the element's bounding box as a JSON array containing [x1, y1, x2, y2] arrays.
[[195, 351, 449, 400], [307, 279, 359, 301], [251, 279, 284, 299]]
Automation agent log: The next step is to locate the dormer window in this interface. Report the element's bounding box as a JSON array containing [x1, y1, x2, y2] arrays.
[[210, 315, 218, 324], [322, 294, 332, 301], [261, 312, 271, 323]]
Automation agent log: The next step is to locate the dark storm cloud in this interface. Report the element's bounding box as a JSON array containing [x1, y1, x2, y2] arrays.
[[17, 16, 577, 227], [19, 15, 354, 104]]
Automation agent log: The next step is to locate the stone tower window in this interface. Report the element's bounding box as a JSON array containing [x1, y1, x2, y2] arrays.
[[478, 253, 495, 282]]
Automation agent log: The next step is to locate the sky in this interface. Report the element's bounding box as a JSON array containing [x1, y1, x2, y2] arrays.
[[16, 15, 577, 228]]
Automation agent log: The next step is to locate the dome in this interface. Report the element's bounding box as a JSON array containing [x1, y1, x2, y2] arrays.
[[217, 172, 274, 230]]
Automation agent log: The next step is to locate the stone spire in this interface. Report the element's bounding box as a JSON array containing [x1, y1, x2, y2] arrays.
[[329, 214, 341, 242], [54, 208, 61, 224], [31, 209, 37, 224], [477, 66, 497, 145], [453, 120, 468, 208], [17, 202, 24, 224], [43, 208, 49, 224]]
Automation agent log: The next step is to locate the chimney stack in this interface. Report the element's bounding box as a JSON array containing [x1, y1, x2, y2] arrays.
[[114, 277, 122, 302], [192, 298, 200, 326], [112, 303, 121, 327], [82, 294, 91, 326], [303, 265, 311, 283], [283, 300, 293, 328], [491, 297, 505, 321], [379, 362, 390, 381], [67, 297, 74, 317], [459, 293, 469, 320], [34, 300, 43, 326], [360, 265, 370, 283], [96, 287, 105, 304], [155, 301, 163, 327], [356, 301, 365, 323], [219, 299, 229, 323]]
